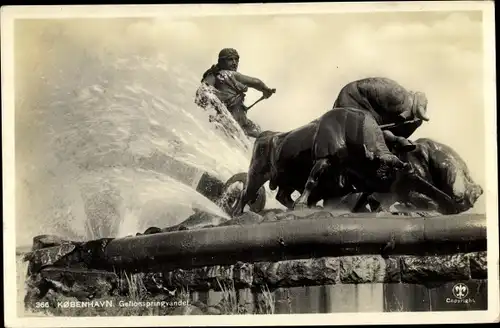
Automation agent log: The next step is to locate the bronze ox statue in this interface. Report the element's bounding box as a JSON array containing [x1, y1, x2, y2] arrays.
[[229, 107, 483, 216]]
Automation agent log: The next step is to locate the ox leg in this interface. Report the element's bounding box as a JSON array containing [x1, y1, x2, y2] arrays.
[[406, 191, 439, 211], [276, 186, 295, 209], [405, 174, 459, 214], [351, 193, 381, 213], [383, 130, 416, 153], [351, 192, 372, 213], [389, 164, 458, 214], [367, 195, 382, 212], [308, 191, 323, 208], [293, 158, 330, 210], [235, 172, 269, 216]]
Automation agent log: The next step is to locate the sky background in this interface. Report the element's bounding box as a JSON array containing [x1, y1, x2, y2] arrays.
[[14, 9, 488, 233]]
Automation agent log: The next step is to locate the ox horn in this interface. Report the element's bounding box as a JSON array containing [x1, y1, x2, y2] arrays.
[[415, 105, 430, 121], [413, 92, 430, 121], [364, 145, 375, 161]]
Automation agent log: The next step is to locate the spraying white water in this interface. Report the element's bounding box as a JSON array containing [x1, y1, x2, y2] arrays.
[[16, 44, 278, 245]]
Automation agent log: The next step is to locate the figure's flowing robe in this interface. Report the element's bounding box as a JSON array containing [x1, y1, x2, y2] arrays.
[[213, 70, 248, 111], [194, 82, 250, 148], [196, 69, 261, 139]]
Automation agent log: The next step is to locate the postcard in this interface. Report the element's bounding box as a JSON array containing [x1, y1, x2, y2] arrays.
[[2, 1, 498, 327]]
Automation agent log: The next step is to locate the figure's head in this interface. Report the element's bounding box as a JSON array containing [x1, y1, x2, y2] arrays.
[[218, 48, 240, 71], [412, 91, 430, 121]]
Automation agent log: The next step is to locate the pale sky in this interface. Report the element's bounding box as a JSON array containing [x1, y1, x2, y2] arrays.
[[13, 10, 488, 244]]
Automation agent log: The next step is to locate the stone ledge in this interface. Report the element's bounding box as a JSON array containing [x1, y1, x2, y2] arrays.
[[103, 213, 487, 270], [25, 252, 486, 301], [21, 212, 489, 313], [155, 252, 487, 291], [23, 213, 486, 274], [23, 237, 114, 275]]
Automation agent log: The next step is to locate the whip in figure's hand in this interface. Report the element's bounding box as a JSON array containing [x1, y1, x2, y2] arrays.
[[263, 88, 276, 99]]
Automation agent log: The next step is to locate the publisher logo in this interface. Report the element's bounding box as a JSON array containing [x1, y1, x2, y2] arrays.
[[446, 282, 475, 304], [452, 283, 469, 299]]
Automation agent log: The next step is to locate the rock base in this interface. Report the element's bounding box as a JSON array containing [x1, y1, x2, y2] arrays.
[[20, 210, 489, 315]]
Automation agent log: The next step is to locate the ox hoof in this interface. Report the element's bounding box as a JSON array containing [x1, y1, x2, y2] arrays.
[[220, 172, 266, 215], [292, 202, 309, 211]]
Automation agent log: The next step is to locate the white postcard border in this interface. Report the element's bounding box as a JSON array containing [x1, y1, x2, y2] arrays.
[[2, 2, 498, 326]]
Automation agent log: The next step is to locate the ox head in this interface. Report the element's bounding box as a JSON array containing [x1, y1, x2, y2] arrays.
[[464, 183, 484, 210], [406, 140, 484, 214], [439, 163, 483, 213], [411, 91, 430, 122]]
